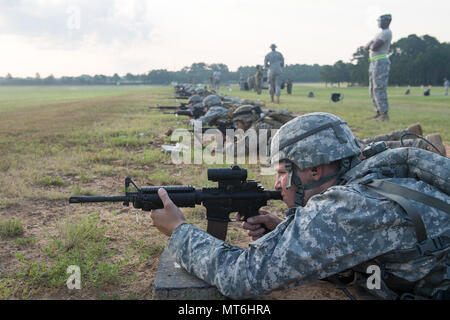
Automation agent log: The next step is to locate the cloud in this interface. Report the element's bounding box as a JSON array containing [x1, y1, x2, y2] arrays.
[[0, 0, 155, 49]]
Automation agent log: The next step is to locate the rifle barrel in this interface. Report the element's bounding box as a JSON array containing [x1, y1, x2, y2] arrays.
[[69, 196, 128, 203]]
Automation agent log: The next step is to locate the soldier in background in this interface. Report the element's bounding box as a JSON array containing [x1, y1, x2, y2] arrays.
[[239, 74, 246, 91], [264, 44, 285, 104], [444, 78, 449, 96], [213, 71, 222, 90], [255, 65, 264, 95], [365, 14, 393, 121], [224, 105, 294, 157], [286, 79, 293, 95], [247, 75, 255, 92], [358, 123, 447, 157]]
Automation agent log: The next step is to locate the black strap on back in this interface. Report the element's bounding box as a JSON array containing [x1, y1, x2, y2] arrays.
[[363, 179, 450, 243]]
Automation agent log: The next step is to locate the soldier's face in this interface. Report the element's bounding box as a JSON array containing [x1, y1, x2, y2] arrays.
[[234, 121, 245, 130], [274, 161, 323, 208], [274, 162, 294, 207]]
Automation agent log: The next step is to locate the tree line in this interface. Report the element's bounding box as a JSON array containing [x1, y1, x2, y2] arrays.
[[1, 34, 448, 87]]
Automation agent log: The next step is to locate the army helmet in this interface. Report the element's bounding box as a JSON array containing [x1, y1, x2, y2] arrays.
[[378, 14, 392, 22], [232, 105, 261, 123], [202, 95, 222, 108], [188, 94, 202, 105], [270, 112, 361, 170], [195, 88, 205, 95]]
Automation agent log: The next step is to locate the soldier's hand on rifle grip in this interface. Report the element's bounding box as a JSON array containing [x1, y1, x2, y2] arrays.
[[236, 210, 283, 241], [150, 188, 185, 237]]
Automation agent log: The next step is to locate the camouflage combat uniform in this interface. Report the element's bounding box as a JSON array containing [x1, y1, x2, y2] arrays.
[[357, 125, 446, 156], [247, 75, 255, 91], [264, 45, 284, 98], [255, 67, 264, 95], [224, 107, 293, 157], [368, 22, 392, 116], [198, 95, 228, 126], [167, 113, 450, 300]]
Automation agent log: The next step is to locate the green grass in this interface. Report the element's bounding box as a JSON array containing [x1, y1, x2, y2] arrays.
[[0, 219, 24, 238], [15, 214, 128, 290]]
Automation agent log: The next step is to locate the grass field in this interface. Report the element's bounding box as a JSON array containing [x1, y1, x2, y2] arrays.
[[0, 84, 448, 300]]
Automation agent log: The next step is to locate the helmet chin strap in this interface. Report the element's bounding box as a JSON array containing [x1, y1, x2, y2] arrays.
[[285, 160, 351, 207]]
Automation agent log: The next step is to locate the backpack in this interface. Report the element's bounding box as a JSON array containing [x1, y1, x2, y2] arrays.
[[334, 147, 450, 300], [263, 109, 295, 125]]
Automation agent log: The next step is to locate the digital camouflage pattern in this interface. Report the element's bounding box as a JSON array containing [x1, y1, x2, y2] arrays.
[[168, 175, 449, 299], [225, 109, 294, 157], [369, 59, 391, 114], [187, 95, 202, 105], [203, 95, 222, 108], [166, 113, 450, 300], [270, 112, 361, 170], [198, 106, 228, 125]]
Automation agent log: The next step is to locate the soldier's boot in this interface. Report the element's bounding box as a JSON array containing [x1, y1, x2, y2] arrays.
[[425, 134, 447, 157], [366, 111, 380, 120], [376, 112, 390, 121], [270, 95, 274, 103], [407, 123, 423, 136]]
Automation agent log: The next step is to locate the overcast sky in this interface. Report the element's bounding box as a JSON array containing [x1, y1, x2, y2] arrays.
[[1, 0, 449, 77]]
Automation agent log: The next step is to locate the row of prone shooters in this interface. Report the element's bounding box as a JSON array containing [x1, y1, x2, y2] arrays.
[[148, 83, 270, 134]]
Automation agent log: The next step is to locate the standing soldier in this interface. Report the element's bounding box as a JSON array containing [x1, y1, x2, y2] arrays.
[[286, 79, 293, 95], [444, 78, 449, 96], [213, 70, 222, 90], [254, 65, 264, 95], [264, 44, 285, 104], [247, 75, 255, 91], [365, 14, 393, 121], [239, 74, 246, 91]]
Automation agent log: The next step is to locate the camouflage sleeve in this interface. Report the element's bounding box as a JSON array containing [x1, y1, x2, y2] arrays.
[[199, 107, 228, 125], [166, 185, 415, 299]]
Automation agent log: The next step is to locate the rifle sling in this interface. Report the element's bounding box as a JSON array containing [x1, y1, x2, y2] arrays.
[[364, 179, 450, 243]]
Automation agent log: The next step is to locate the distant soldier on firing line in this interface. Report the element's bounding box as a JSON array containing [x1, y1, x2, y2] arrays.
[[264, 44, 285, 104]]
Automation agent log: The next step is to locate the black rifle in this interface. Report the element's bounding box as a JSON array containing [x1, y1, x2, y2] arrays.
[[164, 108, 204, 119], [69, 165, 282, 240], [189, 120, 235, 136], [169, 96, 189, 100], [148, 103, 188, 111]]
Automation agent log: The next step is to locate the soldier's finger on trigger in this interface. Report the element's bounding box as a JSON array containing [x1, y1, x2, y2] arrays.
[[243, 221, 261, 231]]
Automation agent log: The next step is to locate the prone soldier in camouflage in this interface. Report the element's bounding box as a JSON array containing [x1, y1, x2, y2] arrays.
[[195, 95, 228, 126], [224, 105, 295, 158], [264, 44, 285, 104], [365, 14, 393, 121], [151, 112, 450, 300], [358, 123, 447, 157]]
